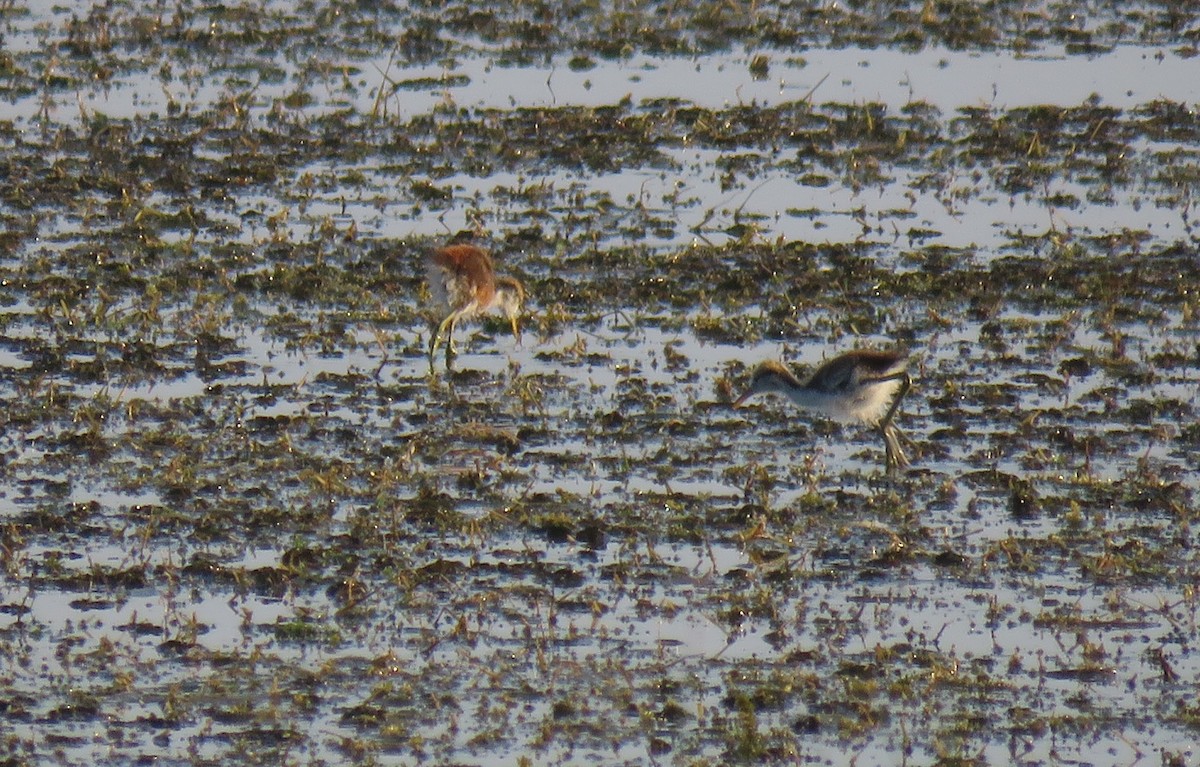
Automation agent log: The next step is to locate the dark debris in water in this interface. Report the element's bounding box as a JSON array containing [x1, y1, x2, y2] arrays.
[[1, 1, 1199, 766]]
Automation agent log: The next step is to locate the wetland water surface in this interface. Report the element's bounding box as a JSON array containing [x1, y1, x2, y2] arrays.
[[1, 1, 1199, 765]]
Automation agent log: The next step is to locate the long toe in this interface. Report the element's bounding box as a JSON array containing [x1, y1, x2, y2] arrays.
[[894, 426, 918, 466], [883, 427, 909, 471]]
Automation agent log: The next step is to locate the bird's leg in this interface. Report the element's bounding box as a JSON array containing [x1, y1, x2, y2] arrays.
[[427, 328, 440, 366], [880, 373, 911, 432], [509, 315, 521, 347], [429, 312, 459, 367], [879, 373, 912, 473], [444, 316, 457, 366], [882, 424, 910, 471]]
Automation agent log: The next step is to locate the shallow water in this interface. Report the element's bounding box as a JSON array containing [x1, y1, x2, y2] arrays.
[[3, 1, 1200, 766]]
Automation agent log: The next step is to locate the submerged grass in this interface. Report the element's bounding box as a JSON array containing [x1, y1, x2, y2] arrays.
[[0, 1, 1198, 766]]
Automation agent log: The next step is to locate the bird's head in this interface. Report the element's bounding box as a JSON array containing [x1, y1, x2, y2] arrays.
[[732, 360, 802, 407]]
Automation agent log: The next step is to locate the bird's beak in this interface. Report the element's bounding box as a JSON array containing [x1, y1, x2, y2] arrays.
[[732, 390, 753, 408]]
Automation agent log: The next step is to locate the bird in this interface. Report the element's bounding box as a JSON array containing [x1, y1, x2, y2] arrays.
[[424, 240, 524, 367], [732, 349, 913, 471]]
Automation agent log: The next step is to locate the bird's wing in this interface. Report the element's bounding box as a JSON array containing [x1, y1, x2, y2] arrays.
[[424, 257, 455, 307], [810, 354, 860, 394]]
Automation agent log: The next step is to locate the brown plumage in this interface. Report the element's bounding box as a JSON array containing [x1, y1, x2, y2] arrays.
[[425, 243, 524, 366]]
